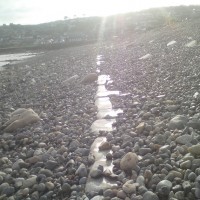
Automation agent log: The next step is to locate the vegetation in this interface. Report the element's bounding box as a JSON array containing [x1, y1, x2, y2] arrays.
[[0, 5, 200, 50]]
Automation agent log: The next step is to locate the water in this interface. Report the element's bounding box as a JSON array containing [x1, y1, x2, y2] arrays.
[[0, 52, 37, 71], [86, 54, 126, 194]]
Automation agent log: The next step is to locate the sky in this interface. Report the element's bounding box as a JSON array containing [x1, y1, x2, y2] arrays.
[[0, 0, 200, 25]]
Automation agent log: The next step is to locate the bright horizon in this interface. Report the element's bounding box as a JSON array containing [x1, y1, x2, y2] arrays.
[[0, 0, 200, 25]]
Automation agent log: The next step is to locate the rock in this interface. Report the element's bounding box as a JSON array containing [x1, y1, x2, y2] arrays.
[[136, 122, 145, 134], [122, 180, 139, 194], [12, 159, 26, 170], [3, 108, 40, 132], [188, 172, 197, 182], [63, 75, 79, 86], [99, 141, 111, 151], [62, 183, 71, 194], [120, 152, 138, 171], [168, 115, 188, 130], [103, 189, 115, 197], [79, 177, 87, 184], [31, 191, 39, 200], [90, 196, 104, 200], [182, 181, 191, 193], [185, 40, 197, 47], [45, 160, 58, 170], [139, 54, 152, 60], [117, 190, 127, 199], [80, 73, 98, 84], [175, 191, 184, 199], [167, 40, 177, 46], [180, 160, 191, 169], [45, 182, 54, 190], [143, 191, 159, 200], [22, 176, 36, 188], [69, 140, 80, 151], [14, 178, 24, 188], [75, 163, 88, 177], [166, 105, 180, 112], [90, 168, 103, 178], [39, 169, 53, 177], [176, 134, 193, 145], [165, 171, 183, 181], [187, 119, 200, 130], [2, 186, 15, 196], [195, 175, 200, 198], [156, 180, 172, 196], [188, 144, 200, 155], [74, 148, 90, 156], [139, 148, 151, 155]]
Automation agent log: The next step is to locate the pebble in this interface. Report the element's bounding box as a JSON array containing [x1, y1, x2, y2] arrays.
[[76, 163, 88, 177], [99, 141, 111, 151], [180, 160, 191, 169], [188, 118, 200, 130], [45, 182, 54, 190], [22, 176, 36, 188], [45, 160, 58, 170], [168, 115, 188, 130], [122, 180, 139, 194], [62, 183, 71, 194], [175, 134, 193, 145], [120, 152, 138, 171], [143, 191, 159, 200], [188, 144, 200, 155], [136, 122, 145, 134], [156, 180, 172, 196]]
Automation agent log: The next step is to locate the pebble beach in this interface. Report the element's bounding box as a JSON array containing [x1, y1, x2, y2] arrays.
[[1, 18, 200, 200]]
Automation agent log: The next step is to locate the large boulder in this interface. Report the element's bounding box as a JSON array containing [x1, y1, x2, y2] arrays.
[[80, 73, 98, 85], [3, 108, 40, 132]]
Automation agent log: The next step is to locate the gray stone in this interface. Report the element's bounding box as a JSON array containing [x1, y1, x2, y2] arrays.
[[188, 119, 200, 130], [143, 191, 159, 200], [166, 105, 180, 112], [2, 186, 15, 196], [168, 115, 188, 130], [45, 182, 54, 190], [90, 196, 104, 200], [182, 181, 191, 193], [188, 172, 197, 182], [180, 160, 191, 169], [45, 160, 58, 170], [76, 163, 88, 177], [3, 108, 40, 132], [62, 183, 71, 194], [39, 169, 53, 177], [139, 148, 152, 155], [69, 140, 80, 151], [176, 135, 193, 145], [122, 180, 139, 194], [117, 190, 127, 199], [156, 180, 172, 196], [22, 176, 36, 188], [103, 189, 115, 197], [79, 177, 87, 184], [175, 191, 184, 199], [188, 144, 200, 155], [80, 73, 98, 84], [75, 148, 90, 156], [90, 169, 103, 178], [120, 152, 138, 171]]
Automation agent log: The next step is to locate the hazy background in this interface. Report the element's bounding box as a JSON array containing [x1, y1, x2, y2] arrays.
[[0, 0, 200, 25]]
